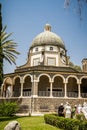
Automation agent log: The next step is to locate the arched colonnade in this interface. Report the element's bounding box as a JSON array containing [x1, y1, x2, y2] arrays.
[[2, 74, 87, 98]]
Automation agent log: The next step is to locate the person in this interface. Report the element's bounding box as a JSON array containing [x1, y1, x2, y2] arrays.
[[64, 102, 71, 118], [77, 104, 82, 114], [58, 103, 64, 117], [71, 105, 77, 118], [82, 102, 87, 119]]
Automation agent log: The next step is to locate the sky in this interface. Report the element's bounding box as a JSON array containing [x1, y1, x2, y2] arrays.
[[0, 0, 87, 74]]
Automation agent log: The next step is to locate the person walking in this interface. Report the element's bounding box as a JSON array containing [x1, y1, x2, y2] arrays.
[[58, 103, 64, 117], [64, 102, 71, 118]]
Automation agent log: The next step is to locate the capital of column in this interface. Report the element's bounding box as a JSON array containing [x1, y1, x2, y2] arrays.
[[77, 81, 81, 85], [31, 80, 39, 83], [20, 79, 24, 84]]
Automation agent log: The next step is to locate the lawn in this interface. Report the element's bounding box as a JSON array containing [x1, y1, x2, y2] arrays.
[[0, 116, 61, 130]]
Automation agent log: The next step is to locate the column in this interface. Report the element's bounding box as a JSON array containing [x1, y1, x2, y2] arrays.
[[11, 85, 14, 97], [31, 80, 38, 114], [20, 80, 24, 97], [50, 82, 53, 97], [9, 85, 13, 97], [78, 83, 81, 98], [64, 82, 68, 98], [32, 80, 38, 97]]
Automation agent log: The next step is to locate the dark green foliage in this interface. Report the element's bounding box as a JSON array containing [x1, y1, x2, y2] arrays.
[[0, 3, 3, 87], [0, 116, 18, 121], [0, 74, 3, 87], [76, 113, 86, 121], [44, 114, 87, 130], [0, 101, 19, 117]]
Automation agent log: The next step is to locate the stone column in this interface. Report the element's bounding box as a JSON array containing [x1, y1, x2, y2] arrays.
[[32, 80, 38, 97], [78, 82, 81, 98], [11, 85, 14, 97], [31, 80, 38, 114], [50, 81, 53, 97], [9, 85, 13, 97], [20, 80, 24, 97], [64, 82, 68, 98]]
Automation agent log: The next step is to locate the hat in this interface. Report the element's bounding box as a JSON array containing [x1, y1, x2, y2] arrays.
[[61, 103, 63, 106]]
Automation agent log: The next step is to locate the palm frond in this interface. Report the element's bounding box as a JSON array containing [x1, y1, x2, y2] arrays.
[[1, 33, 13, 43], [1, 25, 7, 33], [1, 26, 20, 65]]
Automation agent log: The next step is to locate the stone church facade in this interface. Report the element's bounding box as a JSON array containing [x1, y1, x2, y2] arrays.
[[1, 24, 87, 115]]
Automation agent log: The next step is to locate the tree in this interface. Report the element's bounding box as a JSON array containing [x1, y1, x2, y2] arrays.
[[64, 0, 87, 20], [0, 3, 3, 87], [1, 26, 20, 65], [69, 61, 82, 72], [0, 4, 20, 87], [74, 65, 82, 72]]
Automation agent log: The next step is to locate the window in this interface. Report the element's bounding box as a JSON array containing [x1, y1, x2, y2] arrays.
[[50, 46, 53, 51], [35, 47, 38, 51], [33, 58, 40, 66], [47, 57, 56, 66]]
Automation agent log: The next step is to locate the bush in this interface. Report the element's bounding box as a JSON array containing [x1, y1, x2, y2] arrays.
[[0, 101, 19, 116], [76, 114, 86, 121], [44, 114, 87, 130]]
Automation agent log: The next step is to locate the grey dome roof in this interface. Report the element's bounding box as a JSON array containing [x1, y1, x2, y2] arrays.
[[30, 24, 66, 49]]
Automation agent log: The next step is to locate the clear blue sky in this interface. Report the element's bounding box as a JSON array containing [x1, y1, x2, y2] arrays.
[[1, 0, 87, 74]]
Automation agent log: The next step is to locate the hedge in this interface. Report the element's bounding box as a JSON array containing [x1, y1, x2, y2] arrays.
[[44, 114, 87, 130], [0, 101, 19, 116]]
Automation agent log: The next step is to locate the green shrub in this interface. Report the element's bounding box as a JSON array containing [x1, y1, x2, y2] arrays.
[[76, 114, 86, 121], [44, 114, 87, 130], [0, 101, 19, 116]]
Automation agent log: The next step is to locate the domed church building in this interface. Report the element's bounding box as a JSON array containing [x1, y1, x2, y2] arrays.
[[1, 24, 87, 115]]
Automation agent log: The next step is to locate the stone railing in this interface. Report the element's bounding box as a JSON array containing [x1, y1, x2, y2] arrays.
[[23, 91, 31, 96], [5, 91, 87, 98], [38, 91, 50, 96], [81, 93, 87, 98], [67, 92, 78, 97], [52, 91, 64, 97]]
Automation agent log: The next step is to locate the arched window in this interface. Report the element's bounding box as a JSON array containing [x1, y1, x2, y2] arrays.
[[35, 47, 38, 51], [50, 46, 53, 51]]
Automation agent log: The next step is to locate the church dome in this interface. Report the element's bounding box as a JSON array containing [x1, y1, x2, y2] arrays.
[[30, 24, 66, 49]]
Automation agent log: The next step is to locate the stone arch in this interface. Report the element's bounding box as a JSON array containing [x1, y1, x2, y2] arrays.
[[52, 74, 65, 97], [3, 77, 13, 85], [80, 76, 87, 98], [80, 76, 87, 83], [23, 74, 32, 82], [13, 76, 21, 85], [66, 75, 78, 97], [13, 76, 21, 97], [66, 75, 79, 83], [3, 77, 13, 97], [38, 73, 51, 82], [38, 74, 51, 96], [23, 74, 32, 96], [52, 74, 65, 83]]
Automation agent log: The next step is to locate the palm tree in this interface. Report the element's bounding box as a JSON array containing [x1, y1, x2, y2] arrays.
[[0, 3, 3, 87], [0, 25, 20, 88], [1, 25, 20, 65]]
